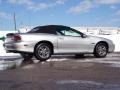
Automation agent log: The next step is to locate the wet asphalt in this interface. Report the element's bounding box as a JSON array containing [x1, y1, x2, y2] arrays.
[[0, 53, 120, 90]]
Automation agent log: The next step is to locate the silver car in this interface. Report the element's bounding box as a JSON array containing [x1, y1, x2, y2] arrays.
[[4, 25, 115, 61]]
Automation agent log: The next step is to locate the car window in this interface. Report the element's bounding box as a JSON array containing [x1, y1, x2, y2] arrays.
[[56, 28, 82, 37], [62, 29, 81, 36], [56, 31, 63, 35]]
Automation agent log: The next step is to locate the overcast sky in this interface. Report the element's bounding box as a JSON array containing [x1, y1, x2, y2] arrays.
[[0, 0, 120, 30]]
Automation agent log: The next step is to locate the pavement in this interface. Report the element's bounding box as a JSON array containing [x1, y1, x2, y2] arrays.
[[0, 53, 120, 90]]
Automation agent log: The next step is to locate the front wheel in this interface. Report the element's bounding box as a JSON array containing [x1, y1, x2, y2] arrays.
[[34, 43, 52, 61], [94, 43, 108, 58]]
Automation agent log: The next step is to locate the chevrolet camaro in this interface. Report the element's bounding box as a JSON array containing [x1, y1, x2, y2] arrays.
[[4, 25, 115, 61]]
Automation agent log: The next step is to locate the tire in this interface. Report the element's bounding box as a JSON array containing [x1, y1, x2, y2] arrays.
[[20, 53, 33, 59], [75, 54, 84, 58], [94, 43, 108, 58], [34, 43, 52, 61]]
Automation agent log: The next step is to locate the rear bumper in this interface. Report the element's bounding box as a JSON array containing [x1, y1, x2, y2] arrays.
[[4, 42, 34, 53]]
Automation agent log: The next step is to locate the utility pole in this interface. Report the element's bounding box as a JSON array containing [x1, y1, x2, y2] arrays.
[[14, 12, 17, 32]]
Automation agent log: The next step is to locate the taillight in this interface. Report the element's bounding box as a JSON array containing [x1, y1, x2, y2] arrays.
[[13, 34, 21, 41]]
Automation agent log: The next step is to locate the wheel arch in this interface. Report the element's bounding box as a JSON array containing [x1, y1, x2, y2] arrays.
[[94, 41, 109, 53], [34, 40, 54, 54]]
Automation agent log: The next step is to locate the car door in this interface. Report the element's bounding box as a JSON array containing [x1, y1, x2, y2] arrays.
[[57, 28, 91, 53]]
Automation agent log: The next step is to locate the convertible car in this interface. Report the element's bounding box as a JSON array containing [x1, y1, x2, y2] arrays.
[[4, 25, 115, 61]]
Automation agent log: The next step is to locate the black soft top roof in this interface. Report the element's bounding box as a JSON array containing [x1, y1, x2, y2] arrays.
[[34, 25, 70, 29]]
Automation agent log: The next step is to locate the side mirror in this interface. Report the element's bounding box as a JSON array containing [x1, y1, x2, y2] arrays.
[[82, 34, 87, 38]]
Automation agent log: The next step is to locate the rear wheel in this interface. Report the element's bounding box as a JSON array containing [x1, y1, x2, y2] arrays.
[[34, 43, 52, 61], [94, 43, 108, 58], [20, 53, 33, 59]]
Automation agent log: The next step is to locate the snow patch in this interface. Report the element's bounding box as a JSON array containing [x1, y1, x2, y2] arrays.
[[56, 80, 103, 86]]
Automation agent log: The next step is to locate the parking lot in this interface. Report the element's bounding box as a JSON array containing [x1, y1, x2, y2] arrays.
[[0, 53, 120, 90]]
